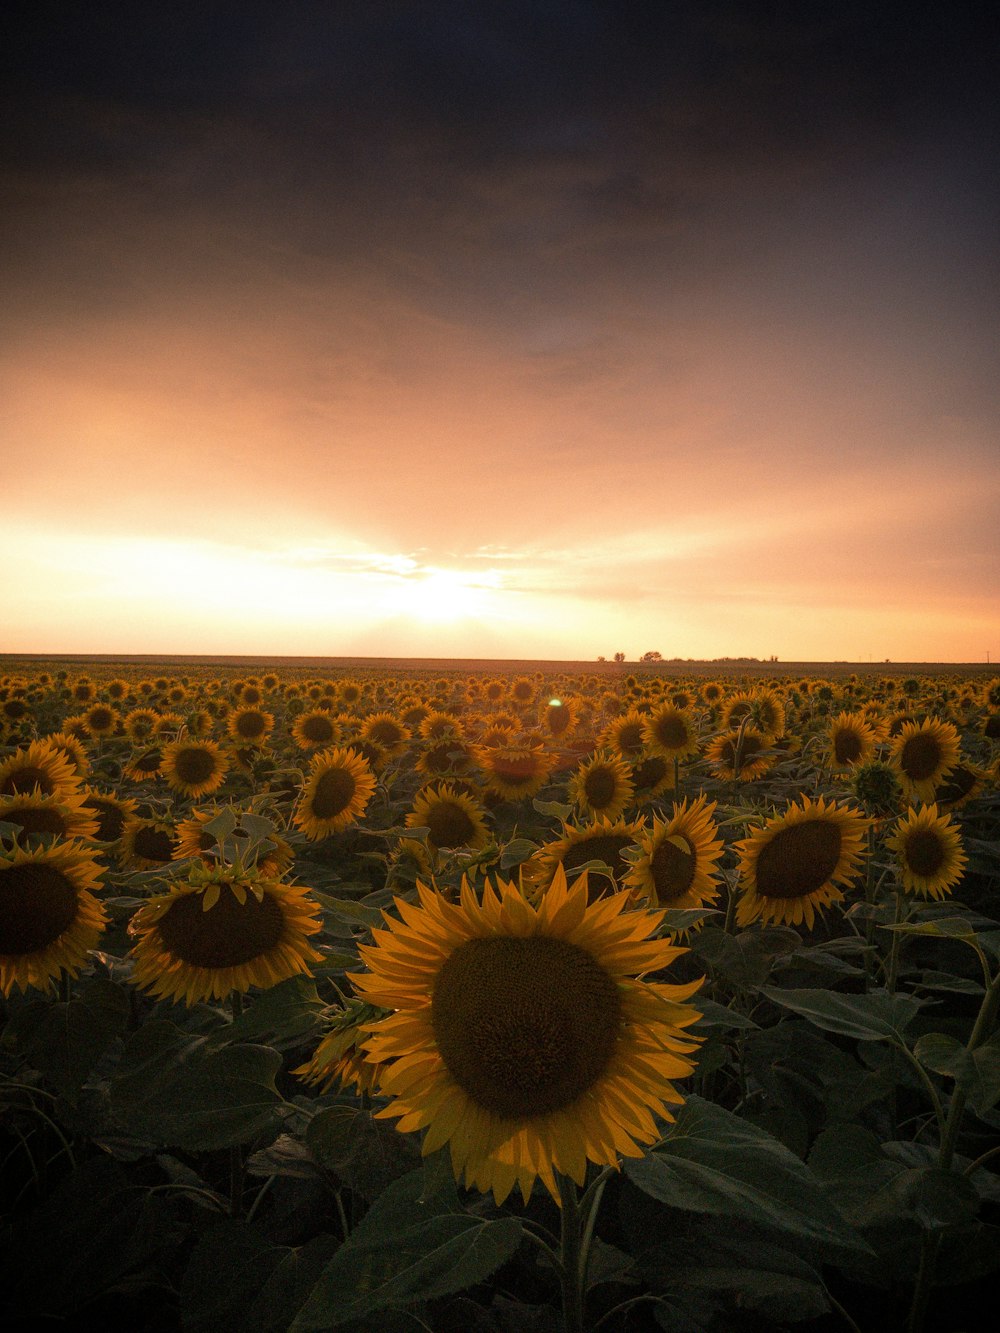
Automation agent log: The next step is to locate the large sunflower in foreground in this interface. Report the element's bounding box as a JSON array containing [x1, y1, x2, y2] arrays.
[[625, 796, 725, 912], [353, 868, 703, 1205], [293, 746, 377, 840], [128, 864, 323, 1004], [735, 796, 869, 929], [0, 841, 107, 995], [885, 803, 967, 900], [889, 718, 961, 802]]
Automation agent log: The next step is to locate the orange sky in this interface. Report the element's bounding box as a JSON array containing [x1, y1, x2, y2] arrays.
[[3, 3, 997, 662]]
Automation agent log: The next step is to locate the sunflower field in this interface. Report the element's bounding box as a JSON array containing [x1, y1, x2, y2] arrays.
[[2, 660, 999, 1333]]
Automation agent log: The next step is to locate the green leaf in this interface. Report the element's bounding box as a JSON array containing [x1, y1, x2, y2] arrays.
[[883, 916, 980, 941], [111, 1021, 284, 1150], [306, 1104, 422, 1200], [532, 798, 574, 820], [499, 838, 538, 869], [914, 1032, 975, 1083], [223, 976, 324, 1046], [10, 976, 129, 1099], [761, 986, 924, 1042], [692, 997, 759, 1030], [203, 808, 240, 840], [625, 1097, 868, 1259], [290, 1170, 522, 1328]]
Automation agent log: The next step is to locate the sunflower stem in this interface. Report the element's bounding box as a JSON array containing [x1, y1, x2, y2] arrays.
[[557, 1173, 586, 1333], [907, 953, 1000, 1333], [884, 890, 906, 993]]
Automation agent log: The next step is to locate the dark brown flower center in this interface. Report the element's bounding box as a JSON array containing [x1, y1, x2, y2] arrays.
[[583, 766, 619, 808], [367, 719, 404, 746], [900, 732, 943, 781], [2, 766, 54, 796], [755, 819, 842, 899], [904, 829, 946, 878], [302, 715, 335, 743], [425, 800, 478, 849], [652, 713, 689, 748], [561, 834, 634, 884], [87, 798, 127, 842], [310, 767, 356, 819], [2, 805, 68, 843], [173, 746, 218, 784], [236, 711, 268, 739], [432, 934, 621, 1118], [615, 723, 645, 755], [632, 755, 669, 790], [834, 729, 864, 763], [0, 863, 79, 953], [133, 825, 176, 862], [650, 835, 696, 903], [156, 884, 284, 968]]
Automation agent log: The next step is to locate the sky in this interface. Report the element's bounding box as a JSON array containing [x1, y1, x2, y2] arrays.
[[2, 0, 998, 663]]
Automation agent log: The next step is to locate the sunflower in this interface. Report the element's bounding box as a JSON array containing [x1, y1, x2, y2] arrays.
[[292, 710, 340, 751], [361, 713, 411, 757], [539, 697, 578, 740], [705, 728, 773, 782], [933, 763, 984, 811], [160, 738, 230, 799], [128, 864, 323, 1005], [735, 796, 869, 929], [0, 840, 107, 996], [352, 868, 703, 1205], [510, 676, 536, 707], [294, 999, 385, 1095], [123, 708, 160, 742], [227, 707, 274, 746], [885, 804, 967, 900], [294, 746, 377, 840], [419, 710, 462, 741], [642, 705, 700, 761], [81, 788, 139, 844], [527, 816, 645, 896], [826, 711, 879, 771], [889, 718, 961, 802], [186, 709, 213, 737], [0, 788, 101, 848], [120, 816, 179, 870], [629, 753, 676, 801], [0, 739, 80, 799], [174, 809, 294, 877], [626, 796, 725, 912], [123, 747, 163, 782], [416, 736, 478, 779], [567, 751, 635, 823], [407, 783, 490, 856], [722, 690, 785, 740], [46, 731, 90, 781], [476, 743, 555, 802], [83, 703, 118, 737]]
